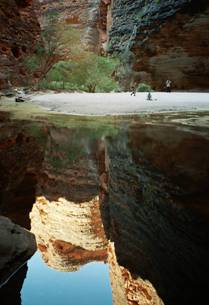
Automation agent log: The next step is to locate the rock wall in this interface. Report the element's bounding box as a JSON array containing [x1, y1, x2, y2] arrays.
[[108, 0, 209, 90], [0, 0, 40, 88], [38, 0, 104, 52]]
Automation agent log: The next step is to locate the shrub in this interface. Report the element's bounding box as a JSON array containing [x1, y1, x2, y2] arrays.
[[137, 83, 152, 92], [39, 54, 119, 92]]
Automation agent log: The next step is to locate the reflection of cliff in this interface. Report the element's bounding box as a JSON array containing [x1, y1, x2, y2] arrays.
[[30, 196, 107, 271], [108, 242, 163, 305], [37, 126, 100, 203], [0, 120, 47, 228], [1, 112, 209, 305], [102, 122, 209, 305]]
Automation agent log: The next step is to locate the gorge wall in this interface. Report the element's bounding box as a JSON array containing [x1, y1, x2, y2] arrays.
[[0, 0, 40, 89], [38, 0, 104, 52], [1, 0, 208, 90], [108, 0, 209, 90]]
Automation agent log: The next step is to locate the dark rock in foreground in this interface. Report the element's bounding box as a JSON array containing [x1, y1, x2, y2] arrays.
[[0, 216, 36, 287]]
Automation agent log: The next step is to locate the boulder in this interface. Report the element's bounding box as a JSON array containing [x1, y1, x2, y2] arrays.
[[0, 216, 36, 286]]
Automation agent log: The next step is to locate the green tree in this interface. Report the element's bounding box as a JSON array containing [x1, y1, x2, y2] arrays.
[[23, 13, 80, 86]]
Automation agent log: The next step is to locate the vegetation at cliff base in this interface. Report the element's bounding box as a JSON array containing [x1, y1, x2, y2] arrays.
[[23, 13, 119, 93], [38, 54, 119, 92]]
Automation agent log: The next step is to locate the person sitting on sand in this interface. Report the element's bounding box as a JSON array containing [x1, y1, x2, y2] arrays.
[[166, 79, 172, 92], [147, 92, 152, 101]]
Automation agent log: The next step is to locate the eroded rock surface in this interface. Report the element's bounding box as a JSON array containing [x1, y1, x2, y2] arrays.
[[38, 0, 104, 51], [0, 0, 40, 88], [108, 0, 209, 90], [30, 196, 107, 271]]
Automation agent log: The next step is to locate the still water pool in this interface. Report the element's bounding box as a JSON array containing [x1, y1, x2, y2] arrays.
[[1, 251, 113, 305]]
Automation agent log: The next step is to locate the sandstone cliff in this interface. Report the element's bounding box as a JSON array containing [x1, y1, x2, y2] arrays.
[[108, 0, 209, 90], [0, 0, 40, 88], [38, 0, 103, 52]]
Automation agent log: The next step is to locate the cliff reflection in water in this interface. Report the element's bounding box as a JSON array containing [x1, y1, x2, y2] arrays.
[[0, 112, 209, 305], [29, 195, 162, 305], [30, 196, 108, 271]]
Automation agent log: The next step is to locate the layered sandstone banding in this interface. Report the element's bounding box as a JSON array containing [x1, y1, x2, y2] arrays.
[[108, 0, 209, 90], [0, 0, 40, 88], [0, 216, 36, 286], [30, 196, 107, 271]]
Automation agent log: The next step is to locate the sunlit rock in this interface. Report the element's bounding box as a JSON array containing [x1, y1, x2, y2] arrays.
[[108, 242, 164, 305], [30, 195, 108, 271]]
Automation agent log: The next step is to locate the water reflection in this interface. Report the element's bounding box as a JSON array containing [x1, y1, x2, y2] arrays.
[[21, 252, 113, 305], [30, 196, 108, 271], [0, 112, 209, 305]]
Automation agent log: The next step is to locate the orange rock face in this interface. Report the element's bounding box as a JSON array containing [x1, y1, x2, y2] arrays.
[[108, 243, 164, 305], [0, 0, 40, 88], [30, 196, 108, 271]]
